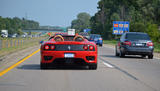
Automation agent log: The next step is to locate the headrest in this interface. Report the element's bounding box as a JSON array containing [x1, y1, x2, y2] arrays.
[[73, 35, 84, 42], [53, 35, 64, 42]]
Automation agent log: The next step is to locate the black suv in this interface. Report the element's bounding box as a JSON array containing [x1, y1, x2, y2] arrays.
[[115, 32, 154, 59]]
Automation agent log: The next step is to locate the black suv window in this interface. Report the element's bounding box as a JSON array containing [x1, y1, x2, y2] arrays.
[[90, 35, 95, 39], [126, 33, 150, 40], [95, 35, 101, 38]]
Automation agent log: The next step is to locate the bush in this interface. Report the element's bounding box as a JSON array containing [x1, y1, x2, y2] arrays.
[[146, 23, 160, 42], [130, 22, 146, 32]]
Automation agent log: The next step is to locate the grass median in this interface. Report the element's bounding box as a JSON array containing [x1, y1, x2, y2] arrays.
[[103, 40, 160, 53], [0, 37, 46, 57]]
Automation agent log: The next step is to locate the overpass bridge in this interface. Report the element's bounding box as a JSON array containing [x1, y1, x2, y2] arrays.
[[22, 28, 67, 33]]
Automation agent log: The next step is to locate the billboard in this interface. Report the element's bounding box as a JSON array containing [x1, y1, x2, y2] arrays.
[[113, 21, 129, 35], [83, 29, 91, 33]]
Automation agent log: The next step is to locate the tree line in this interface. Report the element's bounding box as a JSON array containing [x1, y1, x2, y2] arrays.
[[0, 16, 39, 35], [71, 12, 91, 33], [71, 0, 160, 43], [90, 0, 160, 42]]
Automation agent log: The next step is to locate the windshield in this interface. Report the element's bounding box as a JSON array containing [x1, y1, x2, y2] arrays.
[[95, 35, 101, 38]]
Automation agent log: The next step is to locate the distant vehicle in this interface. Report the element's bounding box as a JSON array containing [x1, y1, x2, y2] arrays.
[[89, 34, 103, 46], [40, 33, 97, 69], [21, 34, 26, 37], [115, 32, 154, 59], [8, 34, 13, 38], [21, 32, 28, 37], [8, 33, 19, 38], [1, 30, 8, 37], [79, 32, 90, 40], [11, 33, 17, 38]]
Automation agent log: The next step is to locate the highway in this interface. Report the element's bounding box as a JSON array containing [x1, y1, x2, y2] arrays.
[[0, 46, 160, 91]]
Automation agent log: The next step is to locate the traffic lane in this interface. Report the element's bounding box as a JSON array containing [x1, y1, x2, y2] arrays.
[[0, 48, 154, 91], [0, 52, 73, 91], [99, 46, 160, 91]]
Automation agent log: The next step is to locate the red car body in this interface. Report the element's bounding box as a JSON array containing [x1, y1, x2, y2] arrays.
[[40, 34, 97, 69]]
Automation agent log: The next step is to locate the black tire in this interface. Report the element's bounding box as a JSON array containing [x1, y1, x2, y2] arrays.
[[141, 55, 146, 58], [119, 51, 125, 58], [40, 63, 47, 69], [89, 64, 97, 70], [148, 54, 153, 59], [99, 44, 103, 47], [115, 46, 119, 56]]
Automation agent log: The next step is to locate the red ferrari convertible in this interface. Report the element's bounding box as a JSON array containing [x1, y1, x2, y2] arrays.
[[40, 33, 97, 69]]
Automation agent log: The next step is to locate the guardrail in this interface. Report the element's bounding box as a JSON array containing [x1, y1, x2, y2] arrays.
[[0, 37, 46, 50]]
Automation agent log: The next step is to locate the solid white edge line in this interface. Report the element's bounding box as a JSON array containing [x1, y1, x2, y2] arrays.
[[103, 62, 114, 68], [154, 57, 160, 60]]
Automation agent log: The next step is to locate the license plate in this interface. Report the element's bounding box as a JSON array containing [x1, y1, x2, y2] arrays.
[[136, 43, 143, 46], [64, 53, 74, 58]]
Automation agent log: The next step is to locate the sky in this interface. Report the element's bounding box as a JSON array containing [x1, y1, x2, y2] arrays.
[[0, 0, 99, 27]]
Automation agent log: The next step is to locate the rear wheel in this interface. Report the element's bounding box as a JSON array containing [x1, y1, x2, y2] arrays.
[[115, 46, 119, 56], [40, 63, 48, 69], [99, 44, 103, 47], [148, 54, 153, 59], [141, 55, 146, 58], [119, 51, 125, 58], [89, 64, 97, 70]]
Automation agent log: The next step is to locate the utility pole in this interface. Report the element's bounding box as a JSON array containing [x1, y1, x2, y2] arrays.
[[25, 12, 28, 20]]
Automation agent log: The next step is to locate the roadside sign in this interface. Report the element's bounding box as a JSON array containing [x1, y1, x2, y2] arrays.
[[83, 29, 91, 33], [113, 21, 129, 35], [68, 29, 75, 35]]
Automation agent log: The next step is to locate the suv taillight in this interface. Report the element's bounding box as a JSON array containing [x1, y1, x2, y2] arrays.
[[99, 38, 102, 40], [147, 42, 153, 46], [123, 41, 131, 46]]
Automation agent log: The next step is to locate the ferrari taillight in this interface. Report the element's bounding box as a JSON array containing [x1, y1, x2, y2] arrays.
[[44, 45, 55, 50], [83, 45, 88, 50], [50, 45, 55, 50], [44, 45, 49, 50], [89, 45, 94, 50]]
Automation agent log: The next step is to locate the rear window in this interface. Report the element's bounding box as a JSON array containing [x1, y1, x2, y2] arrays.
[[95, 35, 101, 38], [79, 32, 89, 36], [126, 33, 150, 40], [90, 34, 101, 39]]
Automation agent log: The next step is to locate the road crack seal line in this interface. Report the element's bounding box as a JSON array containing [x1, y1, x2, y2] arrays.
[[99, 56, 158, 91], [99, 56, 138, 80]]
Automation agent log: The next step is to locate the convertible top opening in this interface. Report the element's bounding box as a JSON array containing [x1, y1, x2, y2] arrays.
[[49, 34, 85, 42]]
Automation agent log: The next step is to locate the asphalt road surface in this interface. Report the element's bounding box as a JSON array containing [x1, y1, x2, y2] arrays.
[[0, 46, 160, 91]]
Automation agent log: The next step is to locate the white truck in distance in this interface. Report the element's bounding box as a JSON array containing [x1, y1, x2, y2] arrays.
[[1, 30, 8, 38]]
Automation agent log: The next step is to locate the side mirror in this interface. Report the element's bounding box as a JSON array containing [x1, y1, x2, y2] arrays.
[[39, 41, 44, 44]]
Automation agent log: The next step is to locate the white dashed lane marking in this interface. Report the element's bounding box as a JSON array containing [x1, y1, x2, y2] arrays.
[[103, 62, 114, 68]]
